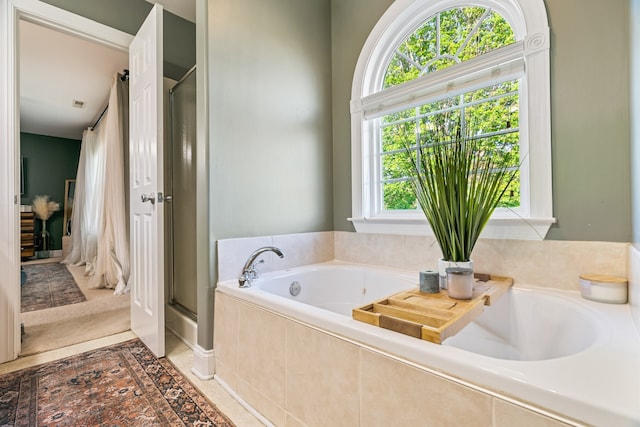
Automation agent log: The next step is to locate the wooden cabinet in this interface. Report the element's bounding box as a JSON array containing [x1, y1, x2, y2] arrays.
[[20, 212, 35, 259]]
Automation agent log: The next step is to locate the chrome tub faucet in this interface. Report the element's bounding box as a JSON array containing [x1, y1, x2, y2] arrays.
[[238, 246, 285, 287]]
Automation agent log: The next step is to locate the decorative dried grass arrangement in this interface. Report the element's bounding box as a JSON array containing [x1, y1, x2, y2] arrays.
[[32, 195, 60, 221]]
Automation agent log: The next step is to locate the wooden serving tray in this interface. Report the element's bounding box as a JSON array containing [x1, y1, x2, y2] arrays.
[[352, 274, 513, 344]]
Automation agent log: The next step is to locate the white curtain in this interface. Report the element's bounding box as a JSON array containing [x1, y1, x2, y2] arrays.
[[63, 73, 130, 294]]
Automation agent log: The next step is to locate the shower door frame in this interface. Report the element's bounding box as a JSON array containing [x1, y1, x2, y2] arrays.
[[168, 65, 198, 320]]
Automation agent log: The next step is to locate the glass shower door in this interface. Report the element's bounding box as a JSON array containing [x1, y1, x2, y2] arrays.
[[168, 67, 197, 318]]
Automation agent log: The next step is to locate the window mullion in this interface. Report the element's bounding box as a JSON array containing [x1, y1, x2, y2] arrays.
[[436, 13, 441, 57], [454, 8, 493, 59], [396, 50, 426, 75]]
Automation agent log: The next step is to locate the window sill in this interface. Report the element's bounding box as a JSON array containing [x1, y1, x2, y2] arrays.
[[349, 215, 555, 240]]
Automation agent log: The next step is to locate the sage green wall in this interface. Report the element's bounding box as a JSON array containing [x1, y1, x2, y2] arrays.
[[545, 0, 631, 241], [208, 0, 333, 239], [331, 0, 395, 231], [20, 133, 81, 251], [632, 0, 640, 249], [37, 0, 634, 244], [330, 0, 633, 242]]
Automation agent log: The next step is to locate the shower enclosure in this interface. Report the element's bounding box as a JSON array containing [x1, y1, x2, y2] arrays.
[[168, 66, 197, 319]]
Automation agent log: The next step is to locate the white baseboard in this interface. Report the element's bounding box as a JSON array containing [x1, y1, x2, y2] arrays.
[[191, 344, 215, 380]]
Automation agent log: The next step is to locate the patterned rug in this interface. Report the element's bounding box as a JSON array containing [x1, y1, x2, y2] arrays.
[[0, 339, 235, 426], [21, 263, 87, 312]]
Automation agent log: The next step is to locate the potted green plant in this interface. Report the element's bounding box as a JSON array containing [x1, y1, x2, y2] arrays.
[[404, 121, 518, 296]]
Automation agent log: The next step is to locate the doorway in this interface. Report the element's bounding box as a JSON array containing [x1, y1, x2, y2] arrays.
[[0, 1, 137, 363], [1, 0, 204, 364], [17, 18, 131, 355]]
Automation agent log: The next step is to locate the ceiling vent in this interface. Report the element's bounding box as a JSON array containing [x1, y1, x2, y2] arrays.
[[72, 99, 85, 108]]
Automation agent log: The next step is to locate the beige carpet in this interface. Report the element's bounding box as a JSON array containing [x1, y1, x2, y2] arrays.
[[20, 260, 130, 356]]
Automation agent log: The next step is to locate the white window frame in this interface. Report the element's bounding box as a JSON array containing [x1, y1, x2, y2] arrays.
[[350, 0, 554, 240]]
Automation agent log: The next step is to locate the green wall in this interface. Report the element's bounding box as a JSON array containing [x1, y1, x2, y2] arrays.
[[330, 0, 395, 232], [632, 0, 640, 248], [20, 132, 81, 251], [209, 0, 333, 239], [545, 0, 631, 241], [330, 0, 633, 242], [38, 0, 635, 243]]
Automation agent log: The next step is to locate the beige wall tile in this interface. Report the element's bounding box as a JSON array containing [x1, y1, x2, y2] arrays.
[[472, 239, 551, 287], [286, 322, 360, 427], [237, 378, 287, 427], [335, 232, 438, 270], [361, 233, 409, 269], [272, 232, 334, 271], [548, 241, 628, 290], [334, 232, 629, 292], [360, 350, 492, 427], [285, 413, 309, 427], [237, 302, 287, 408], [213, 292, 239, 374], [218, 232, 334, 280], [217, 236, 273, 281], [214, 360, 238, 391], [494, 399, 574, 427], [401, 234, 442, 271], [334, 231, 371, 264]]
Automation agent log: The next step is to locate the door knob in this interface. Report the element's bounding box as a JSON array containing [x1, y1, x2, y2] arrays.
[[141, 193, 156, 204]]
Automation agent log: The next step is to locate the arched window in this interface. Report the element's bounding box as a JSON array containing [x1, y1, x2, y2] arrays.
[[350, 0, 554, 239]]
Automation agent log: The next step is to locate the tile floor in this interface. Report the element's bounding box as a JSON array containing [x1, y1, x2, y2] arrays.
[[0, 331, 266, 427]]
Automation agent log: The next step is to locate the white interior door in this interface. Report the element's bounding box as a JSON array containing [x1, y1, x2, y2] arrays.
[[129, 4, 165, 357]]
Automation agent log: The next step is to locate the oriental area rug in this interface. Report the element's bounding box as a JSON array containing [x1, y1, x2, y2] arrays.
[[21, 263, 87, 312], [0, 339, 235, 426]]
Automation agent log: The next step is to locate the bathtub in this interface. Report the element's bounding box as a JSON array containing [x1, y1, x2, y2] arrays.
[[216, 261, 640, 426]]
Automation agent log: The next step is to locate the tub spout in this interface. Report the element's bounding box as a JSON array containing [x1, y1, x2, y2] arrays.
[[238, 246, 285, 288]]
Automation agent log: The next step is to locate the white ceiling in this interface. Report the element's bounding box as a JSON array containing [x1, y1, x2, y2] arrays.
[[19, 20, 129, 140], [19, 1, 194, 141]]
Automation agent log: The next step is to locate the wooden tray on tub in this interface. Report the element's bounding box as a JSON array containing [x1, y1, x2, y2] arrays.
[[352, 274, 513, 344]]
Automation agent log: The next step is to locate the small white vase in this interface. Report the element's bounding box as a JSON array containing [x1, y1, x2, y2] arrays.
[[438, 258, 473, 290]]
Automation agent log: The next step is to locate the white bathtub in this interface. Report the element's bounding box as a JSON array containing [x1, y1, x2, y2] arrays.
[[217, 262, 640, 426]]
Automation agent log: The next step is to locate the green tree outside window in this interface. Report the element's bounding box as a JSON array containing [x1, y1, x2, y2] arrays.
[[379, 7, 519, 210]]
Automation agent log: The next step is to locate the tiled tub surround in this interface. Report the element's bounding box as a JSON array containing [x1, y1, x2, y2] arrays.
[[216, 231, 629, 292], [216, 232, 335, 283], [215, 232, 639, 426], [332, 232, 629, 292]]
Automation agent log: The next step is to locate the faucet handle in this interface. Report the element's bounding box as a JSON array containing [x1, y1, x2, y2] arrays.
[[250, 259, 265, 274], [238, 246, 284, 287]]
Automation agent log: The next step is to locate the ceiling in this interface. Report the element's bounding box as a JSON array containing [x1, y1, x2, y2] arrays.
[[19, 20, 129, 140], [19, 1, 195, 141]]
